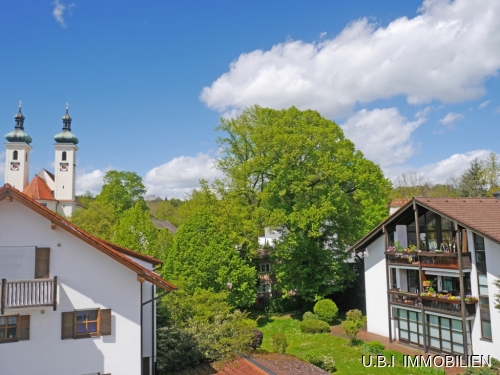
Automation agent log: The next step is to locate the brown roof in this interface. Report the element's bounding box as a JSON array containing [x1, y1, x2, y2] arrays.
[[389, 198, 411, 207], [23, 176, 56, 201], [415, 197, 500, 244], [152, 218, 177, 234], [349, 196, 500, 252], [0, 184, 176, 292], [43, 169, 55, 182], [102, 239, 162, 266]]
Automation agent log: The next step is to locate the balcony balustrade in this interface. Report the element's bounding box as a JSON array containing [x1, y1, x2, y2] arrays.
[[388, 291, 421, 307], [420, 295, 477, 317], [385, 251, 471, 270], [1, 277, 57, 314]]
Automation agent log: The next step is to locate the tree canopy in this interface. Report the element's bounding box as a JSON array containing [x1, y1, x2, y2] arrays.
[[97, 170, 147, 214], [215, 105, 391, 300]]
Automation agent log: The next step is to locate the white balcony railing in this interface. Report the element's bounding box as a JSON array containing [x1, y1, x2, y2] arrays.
[[1, 277, 57, 313]]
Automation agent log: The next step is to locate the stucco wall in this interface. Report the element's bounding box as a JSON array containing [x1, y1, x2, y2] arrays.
[[0, 199, 142, 375], [468, 230, 500, 359], [364, 235, 390, 337]]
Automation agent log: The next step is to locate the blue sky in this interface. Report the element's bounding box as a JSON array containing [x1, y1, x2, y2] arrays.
[[1, 0, 500, 198]]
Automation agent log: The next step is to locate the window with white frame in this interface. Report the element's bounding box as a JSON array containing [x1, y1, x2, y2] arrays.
[[258, 283, 271, 293], [259, 263, 271, 273]]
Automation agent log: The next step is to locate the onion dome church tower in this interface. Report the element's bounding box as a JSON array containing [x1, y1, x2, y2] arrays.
[[53, 104, 79, 217], [4, 102, 32, 191]]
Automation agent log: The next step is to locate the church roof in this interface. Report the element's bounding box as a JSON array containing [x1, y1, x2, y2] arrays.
[[23, 176, 56, 201], [0, 183, 176, 292], [54, 107, 78, 144], [5, 105, 32, 144]]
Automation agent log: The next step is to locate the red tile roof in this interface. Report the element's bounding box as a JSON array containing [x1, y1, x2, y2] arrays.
[[22, 176, 55, 201], [389, 198, 411, 207], [1, 184, 176, 292]]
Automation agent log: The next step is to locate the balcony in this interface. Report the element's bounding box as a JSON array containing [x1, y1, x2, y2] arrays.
[[388, 291, 421, 308], [420, 295, 477, 317], [1, 277, 57, 314], [386, 251, 471, 270]]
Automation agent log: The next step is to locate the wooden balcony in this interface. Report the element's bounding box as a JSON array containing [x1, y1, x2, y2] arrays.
[[420, 295, 477, 317], [386, 251, 471, 270], [388, 290, 421, 308], [1, 277, 57, 314]]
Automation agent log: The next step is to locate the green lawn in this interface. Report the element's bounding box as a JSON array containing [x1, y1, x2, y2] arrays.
[[257, 315, 438, 375]]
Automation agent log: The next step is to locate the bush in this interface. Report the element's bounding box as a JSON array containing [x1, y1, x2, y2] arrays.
[[270, 333, 288, 353], [300, 319, 331, 334], [416, 367, 446, 375], [464, 367, 497, 375], [249, 329, 263, 350], [303, 311, 320, 321], [313, 299, 338, 323], [156, 326, 203, 372], [263, 296, 303, 314], [306, 353, 337, 373], [491, 357, 500, 370], [362, 340, 385, 355], [342, 309, 365, 345]]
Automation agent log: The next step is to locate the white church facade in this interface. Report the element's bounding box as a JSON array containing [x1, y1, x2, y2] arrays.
[[5, 103, 81, 217]]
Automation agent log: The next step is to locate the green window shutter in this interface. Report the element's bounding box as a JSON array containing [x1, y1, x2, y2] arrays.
[[35, 247, 50, 279], [19, 315, 30, 341], [100, 309, 112, 336], [61, 311, 74, 339]]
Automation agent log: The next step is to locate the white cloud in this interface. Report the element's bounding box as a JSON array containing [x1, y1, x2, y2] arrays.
[[144, 152, 224, 199], [342, 108, 424, 170], [76, 168, 109, 196], [414, 150, 492, 183], [415, 106, 431, 119], [479, 100, 491, 109], [52, 0, 74, 28], [439, 112, 464, 129], [201, 0, 500, 118]]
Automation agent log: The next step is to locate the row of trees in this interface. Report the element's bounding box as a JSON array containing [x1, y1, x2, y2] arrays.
[[393, 153, 500, 199]]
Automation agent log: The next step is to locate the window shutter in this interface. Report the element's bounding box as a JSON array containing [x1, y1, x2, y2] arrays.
[[100, 309, 112, 336], [19, 315, 30, 341], [35, 247, 50, 279], [61, 312, 74, 339]]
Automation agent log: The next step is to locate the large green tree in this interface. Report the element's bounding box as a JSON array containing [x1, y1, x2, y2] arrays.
[[216, 105, 391, 300], [97, 171, 147, 214], [70, 200, 118, 241], [164, 187, 258, 307]]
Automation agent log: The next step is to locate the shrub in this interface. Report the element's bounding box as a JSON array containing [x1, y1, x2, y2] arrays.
[[156, 326, 203, 372], [491, 357, 500, 370], [300, 319, 331, 334], [303, 311, 320, 321], [362, 340, 385, 355], [342, 309, 364, 345], [416, 367, 446, 375], [249, 329, 263, 350], [306, 353, 337, 373], [270, 333, 288, 353], [313, 299, 338, 323], [464, 367, 497, 375]]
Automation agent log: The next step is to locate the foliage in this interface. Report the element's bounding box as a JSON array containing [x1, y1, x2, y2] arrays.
[[147, 197, 185, 227], [270, 333, 288, 353], [216, 105, 391, 301], [156, 325, 203, 372], [361, 340, 385, 355], [77, 191, 95, 208], [464, 367, 497, 375], [450, 158, 488, 197], [314, 299, 338, 323], [303, 311, 320, 321], [342, 309, 365, 345], [250, 329, 264, 350], [97, 170, 147, 214], [299, 319, 331, 334], [306, 353, 337, 373], [415, 367, 446, 375], [258, 315, 418, 374], [491, 357, 500, 370], [164, 189, 258, 307], [70, 200, 117, 241], [158, 288, 256, 363], [262, 296, 303, 314], [111, 202, 159, 256]]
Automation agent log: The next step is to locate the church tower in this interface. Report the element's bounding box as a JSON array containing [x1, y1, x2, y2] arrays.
[[4, 102, 32, 191], [54, 105, 79, 217]]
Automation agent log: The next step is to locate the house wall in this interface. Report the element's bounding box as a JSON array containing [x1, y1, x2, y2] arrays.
[[468, 230, 500, 359], [364, 235, 390, 337], [0, 199, 142, 375]]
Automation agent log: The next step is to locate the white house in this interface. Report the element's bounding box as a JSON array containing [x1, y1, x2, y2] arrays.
[[5, 103, 82, 217], [350, 197, 500, 360], [0, 183, 176, 375]]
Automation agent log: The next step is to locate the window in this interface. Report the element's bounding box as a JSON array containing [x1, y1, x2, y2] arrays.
[[407, 212, 454, 251], [13, 151, 18, 160], [0, 315, 30, 343], [260, 263, 271, 273], [407, 269, 418, 293], [474, 233, 491, 340], [390, 268, 397, 289], [62, 309, 112, 339], [481, 320, 492, 340], [258, 283, 271, 293], [62, 151, 67, 161]]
